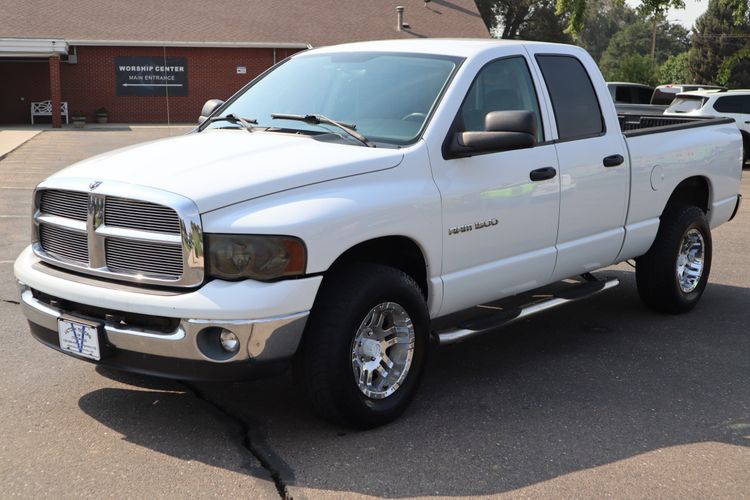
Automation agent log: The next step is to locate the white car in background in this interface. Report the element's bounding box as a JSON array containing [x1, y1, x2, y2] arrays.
[[664, 89, 750, 163]]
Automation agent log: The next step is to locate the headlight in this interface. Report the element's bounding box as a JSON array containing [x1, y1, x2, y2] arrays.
[[206, 234, 306, 281]]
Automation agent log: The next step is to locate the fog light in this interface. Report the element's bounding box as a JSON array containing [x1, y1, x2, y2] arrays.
[[219, 330, 240, 352]]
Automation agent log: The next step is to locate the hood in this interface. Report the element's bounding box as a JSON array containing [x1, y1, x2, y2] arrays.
[[48, 130, 404, 212]]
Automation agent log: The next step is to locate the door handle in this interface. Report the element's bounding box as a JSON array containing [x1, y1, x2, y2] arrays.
[[529, 166, 557, 181], [603, 154, 625, 167]]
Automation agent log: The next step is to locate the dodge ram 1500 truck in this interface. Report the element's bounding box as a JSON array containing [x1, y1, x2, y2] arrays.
[[15, 40, 743, 428]]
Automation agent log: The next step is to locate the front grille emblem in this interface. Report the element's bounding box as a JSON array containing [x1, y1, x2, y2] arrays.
[[89, 181, 102, 191]]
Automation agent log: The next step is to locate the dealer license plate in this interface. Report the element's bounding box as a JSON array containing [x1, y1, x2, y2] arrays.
[[58, 317, 101, 361]]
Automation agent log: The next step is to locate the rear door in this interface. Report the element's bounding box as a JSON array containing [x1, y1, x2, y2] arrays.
[[526, 47, 630, 281]]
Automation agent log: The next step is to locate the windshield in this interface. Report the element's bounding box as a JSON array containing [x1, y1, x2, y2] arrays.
[[666, 96, 707, 113], [204, 52, 461, 145]]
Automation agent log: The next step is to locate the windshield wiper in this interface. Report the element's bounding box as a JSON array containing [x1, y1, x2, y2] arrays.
[[270, 113, 375, 147], [202, 113, 257, 133]]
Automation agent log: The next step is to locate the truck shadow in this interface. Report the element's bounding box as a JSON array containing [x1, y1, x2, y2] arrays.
[[79, 269, 750, 497]]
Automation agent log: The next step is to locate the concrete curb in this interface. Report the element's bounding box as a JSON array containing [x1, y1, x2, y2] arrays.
[[0, 131, 42, 161]]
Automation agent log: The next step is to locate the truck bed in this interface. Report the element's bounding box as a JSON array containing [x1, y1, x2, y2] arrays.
[[617, 113, 735, 136]]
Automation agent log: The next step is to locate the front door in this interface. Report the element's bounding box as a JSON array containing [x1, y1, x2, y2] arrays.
[[430, 55, 561, 316]]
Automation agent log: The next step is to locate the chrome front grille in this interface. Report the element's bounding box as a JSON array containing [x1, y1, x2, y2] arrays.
[[32, 181, 204, 287], [40, 190, 88, 221], [106, 238, 184, 277], [39, 224, 88, 263], [105, 197, 181, 234]]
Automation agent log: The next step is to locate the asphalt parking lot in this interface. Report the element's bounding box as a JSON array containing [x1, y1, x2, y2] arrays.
[[0, 129, 748, 499]]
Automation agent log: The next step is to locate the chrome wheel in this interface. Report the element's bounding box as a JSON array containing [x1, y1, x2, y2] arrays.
[[351, 302, 415, 399], [676, 228, 705, 293]]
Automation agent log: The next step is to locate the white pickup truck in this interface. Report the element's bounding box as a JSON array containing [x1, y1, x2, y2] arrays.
[[15, 40, 743, 428]]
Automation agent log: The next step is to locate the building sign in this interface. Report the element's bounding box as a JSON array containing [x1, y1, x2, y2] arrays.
[[115, 56, 188, 96]]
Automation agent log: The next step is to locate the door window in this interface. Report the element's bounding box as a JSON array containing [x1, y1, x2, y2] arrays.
[[457, 56, 544, 142], [536, 55, 604, 141], [713, 95, 749, 113]]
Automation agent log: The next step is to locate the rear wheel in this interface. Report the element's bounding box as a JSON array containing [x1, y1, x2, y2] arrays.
[[295, 264, 429, 429], [636, 204, 712, 313]]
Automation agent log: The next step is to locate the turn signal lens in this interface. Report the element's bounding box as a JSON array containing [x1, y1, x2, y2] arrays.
[[206, 234, 306, 281]]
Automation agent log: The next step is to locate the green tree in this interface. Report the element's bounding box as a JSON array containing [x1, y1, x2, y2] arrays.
[[554, 0, 750, 35], [599, 19, 689, 79], [474, 0, 571, 40], [721, 0, 749, 24], [637, 0, 686, 57], [610, 53, 660, 85], [576, 0, 638, 62], [658, 51, 694, 83], [555, 0, 588, 34], [519, 0, 574, 43], [717, 45, 750, 87], [689, 0, 750, 84], [474, 0, 533, 38]]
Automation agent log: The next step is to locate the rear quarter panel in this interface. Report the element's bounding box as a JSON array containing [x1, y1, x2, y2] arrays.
[[618, 123, 742, 260]]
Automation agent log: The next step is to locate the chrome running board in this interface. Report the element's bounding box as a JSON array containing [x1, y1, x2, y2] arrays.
[[434, 276, 619, 345]]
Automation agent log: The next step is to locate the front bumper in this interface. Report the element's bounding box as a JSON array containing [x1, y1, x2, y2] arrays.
[[27, 321, 289, 381], [15, 246, 323, 381]]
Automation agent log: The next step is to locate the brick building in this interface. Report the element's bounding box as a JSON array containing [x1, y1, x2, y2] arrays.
[[0, 0, 488, 126]]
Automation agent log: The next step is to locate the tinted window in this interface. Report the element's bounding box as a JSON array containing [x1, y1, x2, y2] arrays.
[[536, 55, 604, 140], [713, 95, 748, 113], [613, 86, 651, 104], [458, 56, 543, 142], [651, 88, 679, 105], [635, 87, 653, 104], [615, 87, 634, 103]]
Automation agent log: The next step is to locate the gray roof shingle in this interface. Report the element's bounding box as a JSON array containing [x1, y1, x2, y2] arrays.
[[0, 0, 489, 47]]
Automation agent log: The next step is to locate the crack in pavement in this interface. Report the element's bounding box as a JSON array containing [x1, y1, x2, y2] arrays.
[[1, 299, 20, 305], [181, 381, 294, 499]]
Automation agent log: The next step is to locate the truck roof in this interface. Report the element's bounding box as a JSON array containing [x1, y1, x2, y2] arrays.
[[677, 89, 750, 98], [302, 38, 576, 58], [607, 82, 654, 88]]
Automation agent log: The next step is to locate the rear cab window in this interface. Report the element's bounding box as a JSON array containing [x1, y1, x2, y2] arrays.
[[535, 55, 604, 141], [614, 86, 652, 104], [634, 86, 653, 104]]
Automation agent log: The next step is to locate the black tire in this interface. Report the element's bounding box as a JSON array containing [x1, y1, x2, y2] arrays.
[[636, 204, 712, 314], [294, 264, 429, 429]]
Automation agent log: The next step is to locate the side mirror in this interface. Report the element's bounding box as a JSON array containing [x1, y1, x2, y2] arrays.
[[448, 110, 537, 158], [198, 99, 225, 124]]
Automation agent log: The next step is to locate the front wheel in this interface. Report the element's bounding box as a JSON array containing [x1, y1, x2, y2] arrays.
[[294, 264, 429, 429], [636, 204, 712, 313]]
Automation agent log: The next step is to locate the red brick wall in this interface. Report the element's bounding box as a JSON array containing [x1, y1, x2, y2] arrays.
[[0, 46, 301, 124]]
